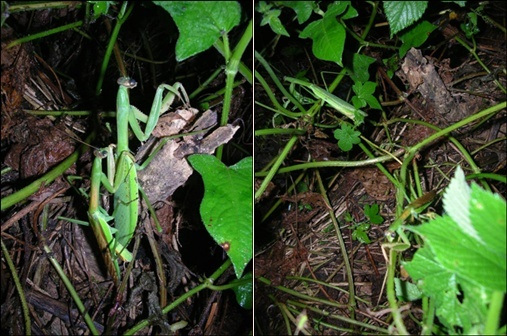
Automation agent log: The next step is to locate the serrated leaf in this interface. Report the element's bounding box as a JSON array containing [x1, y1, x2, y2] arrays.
[[405, 168, 506, 332], [333, 123, 361, 151], [443, 167, 479, 242], [409, 214, 505, 292], [188, 155, 252, 278], [404, 248, 479, 332], [383, 1, 428, 36], [404, 240, 493, 333], [155, 1, 241, 61], [469, 183, 506, 258]]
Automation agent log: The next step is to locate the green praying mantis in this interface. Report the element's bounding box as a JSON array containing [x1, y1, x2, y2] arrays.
[[86, 77, 188, 284], [284, 76, 368, 125]]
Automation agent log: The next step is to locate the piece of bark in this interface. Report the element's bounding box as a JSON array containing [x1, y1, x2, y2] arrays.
[[138, 110, 239, 204], [397, 48, 468, 123]]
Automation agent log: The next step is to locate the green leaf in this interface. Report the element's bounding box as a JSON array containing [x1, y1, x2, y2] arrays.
[[469, 184, 506, 261], [404, 247, 490, 333], [443, 167, 476, 241], [188, 155, 253, 278], [383, 1, 428, 37], [382, 54, 400, 78], [352, 227, 371, 244], [399, 20, 437, 57], [282, 1, 315, 24], [230, 272, 253, 309], [394, 277, 423, 301], [405, 162, 507, 334], [461, 12, 480, 38], [363, 203, 384, 224], [88, 1, 114, 19], [348, 53, 376, 83], [409, 213, 505, 292], [352, 81, 382, 110], [299, 2, 353, 65], [404, 166, 506, 333], [154, 1, 241, 61], [333, 123, 361, 151], [259, 7, 289, 36]]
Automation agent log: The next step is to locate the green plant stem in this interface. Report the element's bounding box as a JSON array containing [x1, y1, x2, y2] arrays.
[[254, 71, 303, 118], [282, 304, 312, 336], [484, 290, 504, 335], [205, 277, 252, 291], [216, 19, 252, 160], [287, 299, 390, 334], [144, 215, 167, 308], [255, 50, 306, 113], [286, 276, 370, 304], [221, 19, 253, 129], [384, 117, 488, 190], [25, 110, 94, 116], [8, 1, 80, 12], [189, 67, 222, 100], [398, 101, 506, 206], [361, 1, 378, 39], [421, 296, 435, 335], [197, 80, 245, 106], [255, 128, 306, 137], [125, 259, 233, 335], [412, 158, 423, 197], [7, 20, 84, 48], [358, 141, 399, 187], [471, 136, 507, 155], [269, 297, 292, 335], [257, 277, 347, 309], [214, 40, 252, 84], [254, 148, 405, 177], [316, 170, 356, 318], [386, 249, 409, 335], [40, 234, 100, 335], [255, 136, 298, 200], [95, 2, 133, 96], [1, 239, 31, 335], [466, 173, 506, 183], [1, 132, 95, 211]]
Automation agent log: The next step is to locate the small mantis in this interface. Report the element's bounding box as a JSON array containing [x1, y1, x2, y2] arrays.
[[284, 76, 367, 125], [87, 77, 188, 284]]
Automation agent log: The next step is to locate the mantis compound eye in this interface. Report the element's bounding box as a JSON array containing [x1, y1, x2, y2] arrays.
[[117, 77, 138, 89], [385, 231, 397, 240]]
